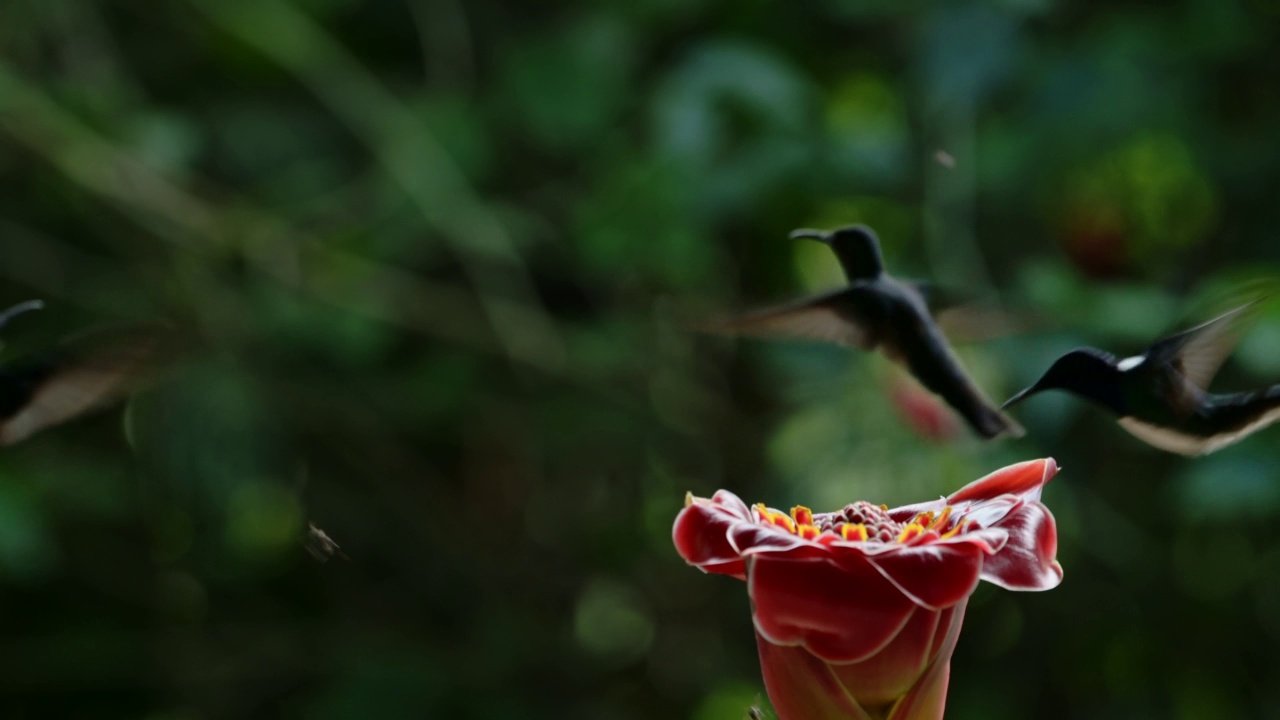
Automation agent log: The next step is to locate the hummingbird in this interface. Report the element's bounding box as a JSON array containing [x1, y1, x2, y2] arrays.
[[708, 225, 1023, 439], [303, 522, 350, 563], [0, 300, 172, 447], [1002, 298, 1278, 456]]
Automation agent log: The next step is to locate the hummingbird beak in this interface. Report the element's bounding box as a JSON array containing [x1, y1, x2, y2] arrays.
[[1001, 383, 1039, 410], [0, 299, 43, 333], [788, 229, 829, 243]]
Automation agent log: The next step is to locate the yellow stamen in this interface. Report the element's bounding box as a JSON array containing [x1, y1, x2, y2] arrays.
[[897, 523, 925, 543], [840, 523, 869, 541], [940, 519, 969, 540], [797, 524, 821, 540]]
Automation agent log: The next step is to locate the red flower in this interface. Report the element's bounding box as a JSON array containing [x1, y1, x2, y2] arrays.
[[887, 371, 962, 442], [673, 459, 1063, 720]]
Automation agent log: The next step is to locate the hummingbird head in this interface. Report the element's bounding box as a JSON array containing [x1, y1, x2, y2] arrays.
[[789, 225, 884, 281], [1002, 348, 1126, 415]]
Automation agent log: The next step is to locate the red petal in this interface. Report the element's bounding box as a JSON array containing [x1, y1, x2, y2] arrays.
[[731, 523, 830, 561], [885, 601, 967, 720], [749, 554, 918, 663], [825, 606, 950, 710], [866, 543, 984, 611], [887, 498, 948, 524], [956, 496, 1020, 529], [672, 497, 748, 579], [756, 634, 875, 720], [710, 489, 754, 520], [981, 501, 1063, 591], [947, 458, 1058, 504], [829, 538, 923, 557], [937, 527, 1008, 555]]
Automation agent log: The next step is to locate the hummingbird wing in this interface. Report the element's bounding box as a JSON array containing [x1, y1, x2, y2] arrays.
[[1143, 299, 1268, 417], [0, 323, 173, 447], [909, 282, 972, 316], [1148, 299, 1265, 393], [699, 287, 878, 350], [907, 282, 1032, 343]]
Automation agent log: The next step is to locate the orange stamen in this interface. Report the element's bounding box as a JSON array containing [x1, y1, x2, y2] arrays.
[[897, 523, 925, 543], [929, 506, 953, 531], [797, 524, 821, 540], [767, 512, 796, 533], [790, 505, 814, 526]]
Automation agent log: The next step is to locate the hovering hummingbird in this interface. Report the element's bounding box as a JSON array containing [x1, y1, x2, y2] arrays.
[[708, 225, 1023, 439], [303, 522, 349, 563], [0, 300, 172, 447], [1002, 298, 1277, 456]]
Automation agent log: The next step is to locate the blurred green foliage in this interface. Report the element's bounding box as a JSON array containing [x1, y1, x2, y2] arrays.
[[4, 0, 1280, 718]]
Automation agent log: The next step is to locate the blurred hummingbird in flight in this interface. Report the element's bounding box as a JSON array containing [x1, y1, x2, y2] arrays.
[[708, 225, 1023, 439], [0, 299, 171, 447], [1002, 298, 1279, 455]]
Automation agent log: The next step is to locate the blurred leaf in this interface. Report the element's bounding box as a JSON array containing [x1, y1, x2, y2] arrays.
[[1171, 454, 1280, 522], [573, 577, 655, 665], [917, 6, 1023, 108], [0, 479, 57, 582], [692, 682, 770, 720], [499, 14, 635, 154], [824, 73, 909, 183], [652, 40, 812, 169], [224, 482, 304, 559]]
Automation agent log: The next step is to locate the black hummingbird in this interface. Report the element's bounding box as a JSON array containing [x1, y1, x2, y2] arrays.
[[1002, 298, 1278, 455], [0, 300, 172, 447], [708, 225, 1024, 439]]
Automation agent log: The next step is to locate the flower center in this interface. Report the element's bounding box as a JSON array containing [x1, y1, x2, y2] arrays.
[[825, 501, 898, 538], [754, 501, 962, 545]]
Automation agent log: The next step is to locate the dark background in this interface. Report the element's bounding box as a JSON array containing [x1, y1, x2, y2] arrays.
[[4, 0, 1280, 718]]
